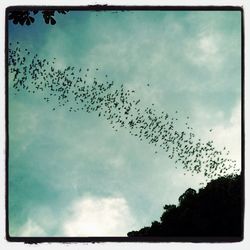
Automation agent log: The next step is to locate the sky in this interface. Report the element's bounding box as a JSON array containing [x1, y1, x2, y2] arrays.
[[8, 9, 242, 237]]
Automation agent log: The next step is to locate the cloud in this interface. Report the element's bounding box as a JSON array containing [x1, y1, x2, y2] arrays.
[[10, 205, 59, 237], [15, 219, 46, 237], [63, 196, 136, 236], [185, 31, 223, 72], [208, 101, 241, 169]]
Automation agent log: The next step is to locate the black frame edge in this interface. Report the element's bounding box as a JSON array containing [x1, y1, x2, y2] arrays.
[[5, 5, 10, 243], [240, 6, 245, 241], [5, 5, 245, 244], [6, 5, 243, 11]]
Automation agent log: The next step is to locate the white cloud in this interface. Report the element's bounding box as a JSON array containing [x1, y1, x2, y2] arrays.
[[16, 219, 46, 237], [208, 101, 241, 169], [199, 35, 218, 55], [63, 196, 136, 236], [186, 32, 223, 71], [11, 205, 59, 237], [108, 155, 126, 169]]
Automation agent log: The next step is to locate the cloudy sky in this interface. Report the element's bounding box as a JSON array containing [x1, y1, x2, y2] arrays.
[[8, 9, 242, 237]]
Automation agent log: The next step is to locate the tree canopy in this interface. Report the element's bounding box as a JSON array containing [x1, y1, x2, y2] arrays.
[[128, 174, 243, 239], [8, 10, 69, 26]]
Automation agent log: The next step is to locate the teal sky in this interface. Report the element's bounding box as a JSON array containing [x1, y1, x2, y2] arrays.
[[8, 10, 241, 236]]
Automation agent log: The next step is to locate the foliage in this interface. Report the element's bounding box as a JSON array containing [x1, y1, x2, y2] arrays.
[[8, 10, 69, 26], [128, 174, 243, 238]]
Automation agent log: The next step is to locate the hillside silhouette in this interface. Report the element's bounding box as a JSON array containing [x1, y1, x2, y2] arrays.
[[128, 174, 243, 240]]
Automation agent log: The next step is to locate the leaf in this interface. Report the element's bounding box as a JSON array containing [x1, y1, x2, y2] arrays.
[[29, 16, 35, 23], [20, 18, 25, 25], [44, 16, 49, 24], [57, 10, 68, 14], [26, 19, 31, 25], [50, 17, 56, 25]]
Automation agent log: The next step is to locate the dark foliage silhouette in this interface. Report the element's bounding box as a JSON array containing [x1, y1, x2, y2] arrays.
[[8, 10, 69, 26], [128, 174, 243, 238]]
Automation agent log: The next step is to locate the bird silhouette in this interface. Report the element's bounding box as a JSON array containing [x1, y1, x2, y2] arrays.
[[8, 42, 240, 182]]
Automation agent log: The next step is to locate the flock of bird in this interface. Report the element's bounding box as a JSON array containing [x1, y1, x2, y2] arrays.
[[8, 42, 239, 181]]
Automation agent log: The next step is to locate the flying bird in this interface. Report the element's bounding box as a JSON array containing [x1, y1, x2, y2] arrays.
[[8, 42, 239, 182]]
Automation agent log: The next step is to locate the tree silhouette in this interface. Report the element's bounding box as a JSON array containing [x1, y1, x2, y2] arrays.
[[8, 10, 69, 26], [128, 174, 243, 239]]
